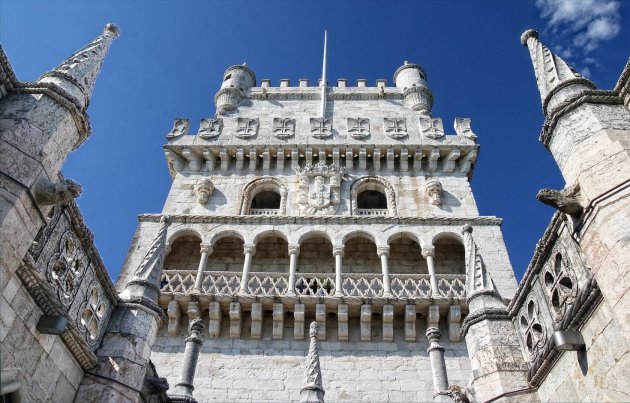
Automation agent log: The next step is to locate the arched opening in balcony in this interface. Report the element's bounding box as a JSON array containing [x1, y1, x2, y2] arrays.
[[434, 236, 465, 274], [164, 233, 201, 271], [343, 235, 381, 274], [298, 235, 334, 274], [205, 236, 244, 272], [389, 235, 426, 274], [251, 234, 289, 273]]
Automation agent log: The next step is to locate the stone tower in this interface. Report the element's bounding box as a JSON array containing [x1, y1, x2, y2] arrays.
[[115, 58, 524, 402]]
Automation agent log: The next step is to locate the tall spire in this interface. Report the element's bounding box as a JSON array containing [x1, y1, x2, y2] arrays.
[[39, 23, 120, 109], [520, 29, 595, 116]]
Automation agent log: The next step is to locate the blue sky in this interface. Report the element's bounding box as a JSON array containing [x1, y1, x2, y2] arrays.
[[1, 0, 628, 280]]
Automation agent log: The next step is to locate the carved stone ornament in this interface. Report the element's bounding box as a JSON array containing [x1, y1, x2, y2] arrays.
[[347, 117, 370, 139], [543, 249, 578, 322], [294, 162, 343, 216], [310, 117, 332, 139], [419, 117, 444, 139], [447, 385, 471, 403], [425, 178, 443, 206], [34, 178, 82, 206], [46, 230, 87, 305], [235, 117, 259, 139], [519, 298, 546, 360], [195, 179, 215, 204], [273, 118, 296, 139], [384, 117, 407, 139], [536, 184, 583, 218], [197, 117, 223, 139], [166, 118, 189, 140], [454, 117, 477, 140], [78, 283, 107, 346]]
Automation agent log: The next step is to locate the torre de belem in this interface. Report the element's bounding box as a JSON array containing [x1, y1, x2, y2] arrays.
[[1, 24, 629, 403]]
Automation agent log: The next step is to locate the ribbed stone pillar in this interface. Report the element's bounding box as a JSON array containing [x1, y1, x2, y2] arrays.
[[333, 246, 344, 297], [287, 244, 300, 295], [239, 244, 256, 293], [426, 327, 450, 402], [423, 246, 440, 296], [377, 246, 392, 297], [170, 319, 205, 403], [193, 244, 212, 292]]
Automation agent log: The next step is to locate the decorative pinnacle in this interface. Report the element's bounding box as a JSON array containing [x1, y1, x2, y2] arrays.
[[104, 23, 120, 39], [520, 29, 538, 46]]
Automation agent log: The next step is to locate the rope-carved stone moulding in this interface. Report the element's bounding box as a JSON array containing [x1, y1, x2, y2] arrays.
[[350, 176, 398, 216], [295, 162, 343, 216], [46, 231, 88, 305], [542, 248, 578, 322], [519, 297, 546, 361], [194, 179, 215, 204], [197, 117, 223, 139], [239, 177, 288, 215]]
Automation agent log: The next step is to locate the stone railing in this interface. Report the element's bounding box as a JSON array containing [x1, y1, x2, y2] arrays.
[[249, 208, 280, 216], [357, 209, 389, 216], [160, 270, 466, 299]]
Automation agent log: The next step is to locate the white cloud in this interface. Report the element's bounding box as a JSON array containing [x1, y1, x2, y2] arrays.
[[535, 0, 622, 58]]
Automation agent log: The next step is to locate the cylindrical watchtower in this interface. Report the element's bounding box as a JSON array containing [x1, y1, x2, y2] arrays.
[[394, 61, 433, 115], [214, 63, 256, 115]]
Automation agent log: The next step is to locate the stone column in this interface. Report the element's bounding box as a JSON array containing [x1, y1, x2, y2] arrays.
[[377, 246, 393, 297], [170, 319, 205, 403], [422, 246, 440, 297], [193, 244, 212, 292], [287, 244, 300, 295], [333, 246, 344, 297], [426, 327, 450, 402], [239, 244, 256, 294]]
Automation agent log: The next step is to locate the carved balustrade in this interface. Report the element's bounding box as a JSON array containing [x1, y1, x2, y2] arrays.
[[357, 209, 390, 216], [160, 269, 466, 299], [249, 208, 280, 216]]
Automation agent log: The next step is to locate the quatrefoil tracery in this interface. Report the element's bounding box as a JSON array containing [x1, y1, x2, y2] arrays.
[[543, 252, 577, 321], [520, 299, 545, 360]]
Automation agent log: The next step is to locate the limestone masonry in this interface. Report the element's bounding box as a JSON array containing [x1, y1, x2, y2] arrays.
[[0, 24, 629, 402]]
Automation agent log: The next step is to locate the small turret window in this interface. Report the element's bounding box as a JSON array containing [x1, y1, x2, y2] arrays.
[[224, 74, 232, 81]]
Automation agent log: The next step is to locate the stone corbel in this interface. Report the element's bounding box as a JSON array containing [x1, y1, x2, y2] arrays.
[[359, 147, 367, 170], [207, 301, 221, 338], [165, 149, 185, 174], [251, 302, 262, 339], [449, 305, 461, 342], [425, 178, 443, 206], [428, 148, 440, 172], [194, 179, 214, 204], [387, 148, 395, 171], [427, 305, 440, 328], [374, 148, 382, 171], [273, 303, 284, 340], [33, 177, 82, 206], [405, 305, 416, 342], [219, 148, 229, 172], [262, 148, 271, 172], [459, 150, 477, 173], [188, 300, 201, 321], [294, 303, 305, 340], [315, 303, 326, 340], [383, 304, 394, 342], [202, 149, 215, 172], [276, 148, 285, 172], [338, 304, 349, 341], [229, 302, 241, 339], [167, 300, 181, 336], [181, 148, 203, 172], [361, 304, 371, 341], [442, 149, 461, 173], [235, 148, 244, 171], [400, 148, 409, 171]]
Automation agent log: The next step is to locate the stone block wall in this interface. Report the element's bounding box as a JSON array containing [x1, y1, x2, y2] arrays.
[[151, 315, 471, 402]]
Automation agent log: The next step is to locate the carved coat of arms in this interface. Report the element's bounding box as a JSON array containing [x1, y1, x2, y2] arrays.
[[294, 162, 343, 216]]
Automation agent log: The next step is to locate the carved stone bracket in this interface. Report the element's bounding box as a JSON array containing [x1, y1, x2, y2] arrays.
[[194, 179, 214, 204]]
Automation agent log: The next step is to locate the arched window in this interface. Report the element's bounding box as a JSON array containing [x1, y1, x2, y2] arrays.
[[239, 177, 288, 215], [350, 177, 397, 216], [434, 237, 465, 274]]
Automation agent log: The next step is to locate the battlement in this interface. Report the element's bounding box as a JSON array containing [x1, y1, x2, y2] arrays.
[[256, 78, 389, 89]]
